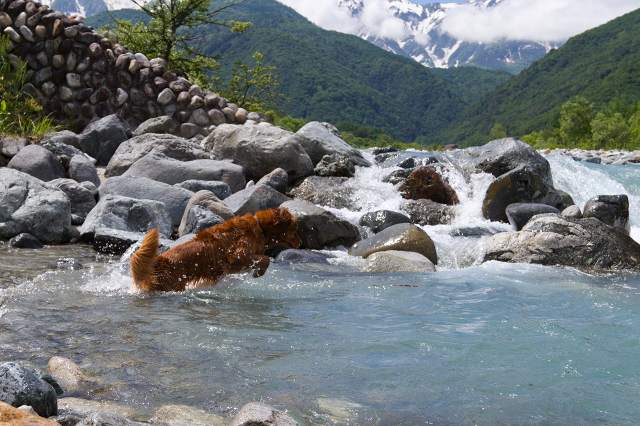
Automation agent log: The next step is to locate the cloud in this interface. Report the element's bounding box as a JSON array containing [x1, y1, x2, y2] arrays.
[[440, 0, 640, 43]]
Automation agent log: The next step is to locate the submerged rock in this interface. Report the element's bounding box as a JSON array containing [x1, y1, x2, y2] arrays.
[[359, 210, 411, 233], [0, 362, 58, 417], [364, 250, 436, 273], [583, 195, 629, 233], [296, 121, 370, 167], [151, 404, 225, 426], [398, 166, 459, 205], [9, 233, 43, 249], [505, 203, 560, 230], [7, 144, 65, 182], [231, 402, 298, 426], [289, 176, 355, 210], [350, 223, 438, 265]]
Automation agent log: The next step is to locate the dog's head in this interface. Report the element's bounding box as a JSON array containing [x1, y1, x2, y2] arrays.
[[255, 208, 302, 250]]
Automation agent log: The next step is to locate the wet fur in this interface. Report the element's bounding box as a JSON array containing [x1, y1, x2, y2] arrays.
[[130, 208, 301, 292]]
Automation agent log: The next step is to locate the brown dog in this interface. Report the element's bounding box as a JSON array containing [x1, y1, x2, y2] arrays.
[[130, 208, 301, 292]]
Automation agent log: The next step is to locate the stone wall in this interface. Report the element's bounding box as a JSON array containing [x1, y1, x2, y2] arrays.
[[0, 0, 258, 136]]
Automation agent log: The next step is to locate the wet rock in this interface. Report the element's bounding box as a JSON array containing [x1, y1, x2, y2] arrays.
[[316, 398, 362, 424], [275, 249, 331, 264], [9, 233, 43, 249], [132, 115, 178, 136], [0, 362, 58, 417], [583, 195, 629, 233], [204, 123, 313, 183], [382, 169, 411, 185], [50, 178, 96, 220], [151, 404, 225, 426], [175, 180, 231, 200], [398, 157, 417, 169], [359, 210, 411, 233], [231, 402, 298, 426], [561, 205, 582, 219], [100, 176, 193, 227], [178, 205, 224, 236], [448, 225, 505, 237], [77, 411, 145, 426], [364, 250, 436, 273], [105, 133, 210, 177], [7, 144, 65, 182], [349, 223, 437, 265], [224, 184, 290, 216], [296, 121, 370, 167], [91, 228, 148, 255], [57, 398, 137, 420], [398, 166, 459, 205], [314, 153, 356, 177], [47, 357, 87, 394], [0, 401, 57, 426], [289, 176, 355, 210], [281, 199, 360, 249], [0, 136, 28, 158], [78, 114, 130, 166], [401, 199, 454, 226], [484, 214, 640, 271], [257, 168, 289, 193], [68, 155, 101, 187], [0, 169, 73, 244], [372, 147, 399, 156], [505, 203, 560, 230]]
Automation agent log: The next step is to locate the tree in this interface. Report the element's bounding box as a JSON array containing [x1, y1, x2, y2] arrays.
[[489, 122, 507, 140], [591, 112, 630, 149], [558, 96, 594, 146], [628, 109, 640, 146], [223, 51, 279, 111]]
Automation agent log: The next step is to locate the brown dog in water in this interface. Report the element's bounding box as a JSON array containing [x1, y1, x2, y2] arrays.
[[130, 208, 301, 292]]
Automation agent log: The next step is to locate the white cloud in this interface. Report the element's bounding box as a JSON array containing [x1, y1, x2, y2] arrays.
[[440, 0, 640, 43]]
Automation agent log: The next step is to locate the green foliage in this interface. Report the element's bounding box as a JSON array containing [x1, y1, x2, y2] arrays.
[[559, 96, 594, 146], [0, 36, 56, 137], [221, 51, 279, 111], [337, 122, 424, 150], [591, 111, 630, 149], [489, 123, 507, 140]]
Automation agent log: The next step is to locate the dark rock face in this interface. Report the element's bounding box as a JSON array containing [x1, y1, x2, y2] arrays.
[[398, 166, 459, 205], [314, 153, 356, 178], [505, 203, 560, 230], [275, 249, 332, 264], [0, 362, 58, 417], [77, 115, 130, 165], [289, 176, 355, 210], [359, 210, 411, 233], [281, 199, 360, 249], [7, 144, 65, 182], [223, 184, 290, 216], [484, 214, 640, 271], [382, 169, 411, 185], [583, 195, 629, 233], [296, 121, 370, 167], [349, 223, 438, 265], [401, 199, 454, 226], [9, 233, 43, 249]]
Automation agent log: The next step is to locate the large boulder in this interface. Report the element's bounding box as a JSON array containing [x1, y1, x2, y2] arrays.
[[583, 195, 629, 233], [50, 178, 97, 220], [296, 122, 370, 167], [123, 153, 245, 191], [105, 133, 210, 177], [349, 223, 438, 265], [231, 402, 298, 426], [203, 123, 313, 183], [483, 214, 640, 271], [482, 166, 573, 222], [281, 199, 360, 249], [68, 155, 101, 187], [401, 199, 454, 226], [288, 176, 355, 210], [505, 203, 560, 230], [7, 144, 65, 182], [398, 166, 459, 205], [78, 114, 130, 165], [359, 210, 411, 233], [0, 362, 58, 417], [0, 169, 73, 244], [99, 176, 193, 227], [224, 184, 290, 216], [364, 250, 436, 273]]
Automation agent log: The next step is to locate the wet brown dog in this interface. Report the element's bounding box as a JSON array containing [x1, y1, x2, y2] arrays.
[[130, 208, 301, 292]]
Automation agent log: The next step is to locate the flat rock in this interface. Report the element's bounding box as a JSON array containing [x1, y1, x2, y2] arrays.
[[349, 223, 438, 265]]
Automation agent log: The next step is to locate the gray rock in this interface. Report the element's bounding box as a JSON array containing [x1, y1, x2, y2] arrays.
[[175, 180, 232, 200], [583, 195, 629, 233], [349, 223, 438, 265], [157, 87, 176, 105], [484, 214, 640, 271], [7, 144, 65, 181], [224, 184, 290, 215], [91, 228, 147, 255], [9, 233, 43, 249], [561, 205, 582, 219], [132, 115, 178, 136], [505, 203, 560, 230], [296, 122, 370, 167], [0, 362, 57, 417], [178, 204, 223, 236], [364, 250, 436, 273], [78, 411, 146, 426], [105, 133, 210, 177], [180, 123, 202, 139], [123, 153, 246, 192], [151, 404, 225, 426], [181, 190, 233, 223], [0, 136, 28, 158], [288, 176, 355, 210], [0, 169, 73, 244], [257, 168, 289, 193], [78, 115, 130, 166], [50, 178, 96, 220], [47, 357, 87, 395], [359, 210, 411, 233], [275, 249, 331, 264], [204, 123, 313, 183], [56, 397, 138, 420], [401, 199, 454, 226], [281, 199, 360, 249], [382, 169, 411, 185], [68, 155, 101, 187], [231, 402, 298, 426], [314, 153, 356, 177], [40, 139, 86, 168]]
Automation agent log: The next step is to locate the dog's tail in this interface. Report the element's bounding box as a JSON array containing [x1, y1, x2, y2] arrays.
[[131, 229, 159, 291]]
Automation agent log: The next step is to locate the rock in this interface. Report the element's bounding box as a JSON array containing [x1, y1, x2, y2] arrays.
[[90, 228, 147, 255], [204, 124, 313, 183], [68, 155, 101, 187], [256, 168, 289, 193], [99, 176, 193, 227], [132, 115, 178, 136], [275, 249, 331, 264], [314, 153, 356, 177], [359, 210, 411, 233], [78, 115, 130, 166], [482, 166, 573, 222], [505, 203, 560, 230], [316, 398, 362, 425], [151, 404, 225, 426], [398, 166, 459, 205], [382, 169, 411, 185], [281, 199, 360, 249], [288, 176, 355, 210], [56, 397, 137, 421], [0, 362, 57, 417], [561, 205, 582, 219], [178, 204, 223, 236], [175, 180, 231, 200], [78, 411, 145, 426], [0, 401, 58, 426], [0, 169, 73, 244], [583, 195, 629, 233], [7, 145, 65, 182], [50, 178, 96, 220], [9, 233, 43, 249], [398, 157, 418, 169], [401, 199, 454, 226], [231, 402, 297, 426], [179, 190, 233, 227], [484, 214, 640, 271], [80, 195, 173, 241], [105, 133, 210, 177], [372, 147, 399, 155], [180, 123, 202, 139], [364, 250, 436, 273], [0, 136, 28, 158], [47, 357, 87, 394], [39, 140, 85, 168], [349, 223, 437, 265], [224, 184, 290, 216], [123, 153, 245, 191], [296, 122, 370, 167]]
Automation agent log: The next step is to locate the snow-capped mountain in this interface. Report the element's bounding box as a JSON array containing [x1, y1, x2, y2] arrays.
[[39, 0, 134, 18]]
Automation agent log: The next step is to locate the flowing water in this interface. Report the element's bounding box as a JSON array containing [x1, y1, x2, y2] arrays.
[[1, 152, 640, 425]]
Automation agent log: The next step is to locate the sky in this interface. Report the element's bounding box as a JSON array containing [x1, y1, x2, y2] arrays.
[[278, 0, 640, 44]]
